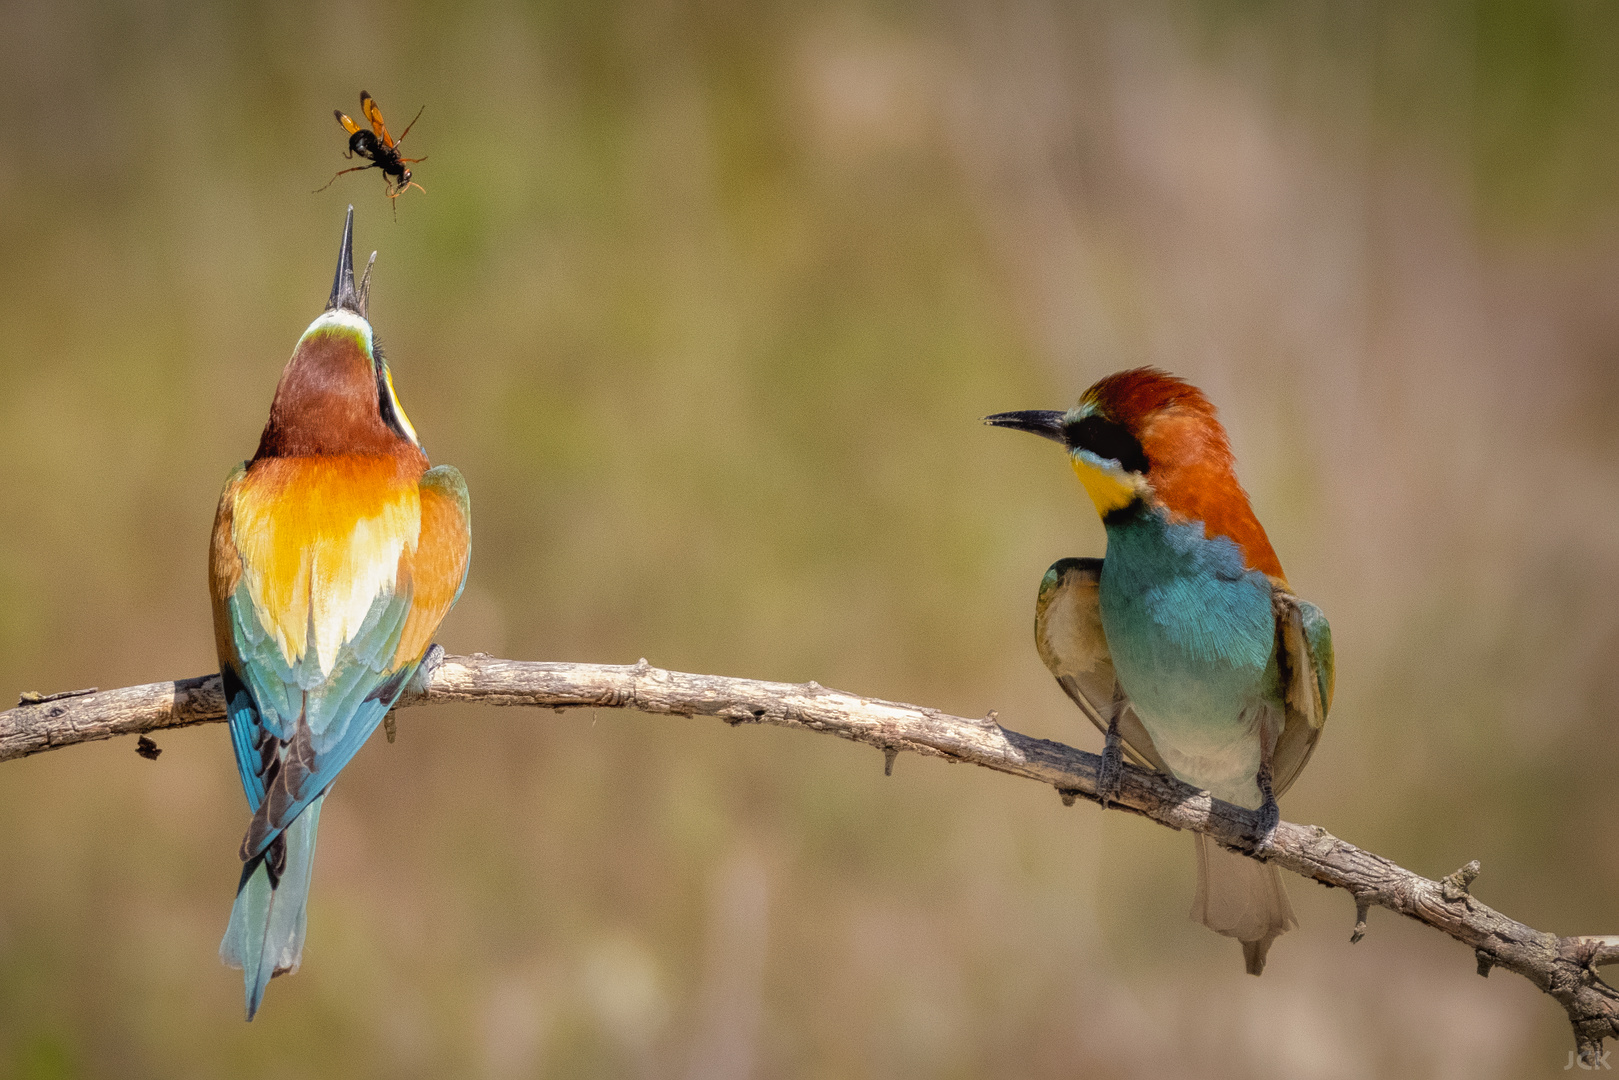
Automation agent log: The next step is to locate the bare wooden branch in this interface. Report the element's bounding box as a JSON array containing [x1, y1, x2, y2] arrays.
[[2, 652, 1615, 1056]]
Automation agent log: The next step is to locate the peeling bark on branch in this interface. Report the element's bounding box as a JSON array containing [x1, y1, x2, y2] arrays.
[[1, 652, 1615, 1055]]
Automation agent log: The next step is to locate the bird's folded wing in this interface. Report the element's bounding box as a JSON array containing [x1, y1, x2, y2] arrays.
[[211, 457, 445, 859], [1035, 557, 1167, 772], [212, 464, 272, 806], [1270, 583, 1334, 798], [391, 465, 471, 669]]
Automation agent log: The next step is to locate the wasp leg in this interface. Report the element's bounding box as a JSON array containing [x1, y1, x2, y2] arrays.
[[313, 164, 373, 194]]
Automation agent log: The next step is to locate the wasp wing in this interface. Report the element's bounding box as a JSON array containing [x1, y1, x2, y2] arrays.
[[360, 91, 394, 148]]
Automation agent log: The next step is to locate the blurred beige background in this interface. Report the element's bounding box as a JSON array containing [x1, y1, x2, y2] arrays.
[[2, 1, 1618, 1076]]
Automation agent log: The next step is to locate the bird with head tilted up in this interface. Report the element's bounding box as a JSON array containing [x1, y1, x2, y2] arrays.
[[209, 207, 470, 1018], [987, 369, 1332, 975]]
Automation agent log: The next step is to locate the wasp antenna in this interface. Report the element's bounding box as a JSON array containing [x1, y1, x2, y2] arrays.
[[396, 104, 426, 143]]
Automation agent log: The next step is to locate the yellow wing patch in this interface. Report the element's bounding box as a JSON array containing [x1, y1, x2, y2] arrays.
[[232, 455, 422, 675]]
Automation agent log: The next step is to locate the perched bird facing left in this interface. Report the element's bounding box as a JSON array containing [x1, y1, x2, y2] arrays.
[[987, 369, 1332, 975], [209, 208, 470, 1018]]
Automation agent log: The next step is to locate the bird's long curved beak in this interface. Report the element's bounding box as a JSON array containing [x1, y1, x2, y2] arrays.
[[984, 410, 1068, 445], [327, 206, 361, 315]]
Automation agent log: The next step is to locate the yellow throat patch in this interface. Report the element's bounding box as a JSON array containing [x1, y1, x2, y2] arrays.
[[1070, 454, 1137, 517]]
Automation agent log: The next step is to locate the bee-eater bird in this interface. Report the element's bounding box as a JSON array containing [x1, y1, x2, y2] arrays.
[[986, 368, 1332, 975], [209, 207, 470, 1018]]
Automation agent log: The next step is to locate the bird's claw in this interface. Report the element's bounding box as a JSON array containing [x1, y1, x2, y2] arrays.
[[1096, 741, 1125, 808], [1252, 798, 1280, 853], [405, 643, 445, 698]]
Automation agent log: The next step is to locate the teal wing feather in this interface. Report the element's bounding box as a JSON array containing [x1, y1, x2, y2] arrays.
[[226, 577, 418, 858], [1035, 557, 1168, 772], [1300, 599, 1334, 714]]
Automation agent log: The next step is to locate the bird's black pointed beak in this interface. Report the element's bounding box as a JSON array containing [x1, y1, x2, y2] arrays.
[[327, 205, 362, 315], [356, 250, 377, 320], [984, 410, 1068, 445]]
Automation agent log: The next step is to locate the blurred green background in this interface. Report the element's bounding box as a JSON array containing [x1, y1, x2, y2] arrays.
[[3, 0, 1619, 1076]]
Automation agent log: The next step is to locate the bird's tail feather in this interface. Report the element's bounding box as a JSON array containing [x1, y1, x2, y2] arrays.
[[1191, 832, 1296, 975], [221, 793, 325, 1020]]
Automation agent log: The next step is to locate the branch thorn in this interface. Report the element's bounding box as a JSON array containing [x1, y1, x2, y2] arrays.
[[1350, 894, 1373, 943], [883, 747, 898, 776], [18, 687, 97, 706], [1057, 787, 1080, 807], [1441, 860, 1481, 902], [1476, 948, 1494, 978]]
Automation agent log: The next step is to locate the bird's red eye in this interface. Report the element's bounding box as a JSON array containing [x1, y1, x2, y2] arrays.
[[1065, 415, 1149, 474]]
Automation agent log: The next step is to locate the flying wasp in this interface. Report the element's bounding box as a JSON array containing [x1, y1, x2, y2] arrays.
[[316, 92, 425, 215]]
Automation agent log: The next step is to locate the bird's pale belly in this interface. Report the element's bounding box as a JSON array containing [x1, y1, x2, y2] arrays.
[[1107, 623, 1271, 807]]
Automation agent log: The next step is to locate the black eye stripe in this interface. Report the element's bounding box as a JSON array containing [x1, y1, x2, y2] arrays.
[[372, 342, 415, 445], [1065, 415, 1149, 473]]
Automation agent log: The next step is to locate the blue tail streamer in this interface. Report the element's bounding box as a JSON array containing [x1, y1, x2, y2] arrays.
[[220, 793, 325, 1019]]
